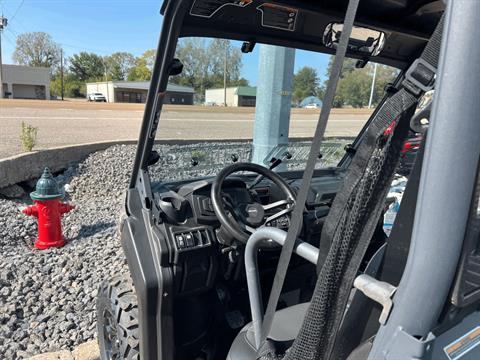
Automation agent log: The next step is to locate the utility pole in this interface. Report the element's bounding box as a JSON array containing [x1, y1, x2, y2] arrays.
[[223, 41, 228, 106], [252, 45, 296, 166], [60, 48, 64, 100], [368, 62, 378, 109], [103, 60, 109, 103], [0, 15, 8, 99]]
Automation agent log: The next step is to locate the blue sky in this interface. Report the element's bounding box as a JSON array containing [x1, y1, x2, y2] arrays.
[[0, 0, 330, 85]]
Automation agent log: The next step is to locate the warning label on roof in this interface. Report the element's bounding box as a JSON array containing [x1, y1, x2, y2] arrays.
[[190, 0, 253, 18], [257, 3, 298, 31]]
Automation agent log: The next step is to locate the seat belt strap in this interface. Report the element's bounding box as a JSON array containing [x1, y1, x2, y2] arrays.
[[315, 15, 443, 276], [282, 17, 443, 360], [329, 136, 427, 360], [377, 134, 427, 287], [257, 0, 361, 352]]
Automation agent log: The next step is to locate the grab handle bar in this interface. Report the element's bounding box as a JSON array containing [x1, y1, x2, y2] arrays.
[[244, 227, 319, 349]]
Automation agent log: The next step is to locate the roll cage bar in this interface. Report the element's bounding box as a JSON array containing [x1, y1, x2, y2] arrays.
[[370, 1, 480, 356], [128, 0, 437, 207]]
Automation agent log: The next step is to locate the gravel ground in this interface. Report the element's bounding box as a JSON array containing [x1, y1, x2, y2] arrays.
[[0, 146, 134, 359], [0, 141, 349, 359]]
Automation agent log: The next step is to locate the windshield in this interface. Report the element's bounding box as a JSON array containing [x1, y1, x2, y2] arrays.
[[148, 37, 399, 183]]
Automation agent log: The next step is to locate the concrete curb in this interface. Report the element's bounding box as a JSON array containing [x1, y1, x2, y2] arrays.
[[0, 138, 247, 188], [26, 340, 99, 360], [0, 140, 138, 189]]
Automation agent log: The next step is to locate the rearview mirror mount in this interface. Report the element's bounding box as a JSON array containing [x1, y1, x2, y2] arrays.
[[323, 23, 386, 57]]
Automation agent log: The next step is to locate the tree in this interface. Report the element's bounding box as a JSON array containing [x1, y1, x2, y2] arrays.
[[105, 52, 136, 81], [324, 57, 399, 107], [293, 66, 320, 104], [69, 52, 105, 82], [50, 73, 85, 98], [233, 77, 249, 87], [323, 57, 356, 106], [170, 38, 209, 90], [141, 49, 156, 72], [325, 57, 357, 79], [127, 58, 151, 81], [169, 38, 243, 96], [127, 49, 157, 81], [336, 70, 372, 108], [369, 64, 399, 106], [12, 32, 62, 71], [207, 39, 242, 88]]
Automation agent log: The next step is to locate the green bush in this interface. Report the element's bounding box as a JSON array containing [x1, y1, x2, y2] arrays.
[[191, 150, 207, 162], [20, 122, 38, 152], [50, 75, 86, 98]]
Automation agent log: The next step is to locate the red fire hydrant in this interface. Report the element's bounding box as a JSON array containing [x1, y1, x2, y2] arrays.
[[22, 167, 75, 250]]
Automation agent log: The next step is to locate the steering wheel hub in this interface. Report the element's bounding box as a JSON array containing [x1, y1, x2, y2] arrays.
[[244, 203, 265, 227]]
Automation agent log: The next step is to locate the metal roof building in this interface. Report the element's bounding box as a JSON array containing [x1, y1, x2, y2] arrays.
[[85, 81, 195, 104], [205, 86, 257, 107]]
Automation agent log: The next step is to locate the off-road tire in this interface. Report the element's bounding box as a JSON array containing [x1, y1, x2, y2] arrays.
[[97, 274, 140, 360]]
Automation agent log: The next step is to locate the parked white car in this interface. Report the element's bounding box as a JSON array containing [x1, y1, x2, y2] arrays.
[[303, 103, 320, 109], [87, 93, 107, 102]]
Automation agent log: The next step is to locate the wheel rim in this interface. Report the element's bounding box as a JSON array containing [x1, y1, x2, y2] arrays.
[[103, 308, 121, 359]]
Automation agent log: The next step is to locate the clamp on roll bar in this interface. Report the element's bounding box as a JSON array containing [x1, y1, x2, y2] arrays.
[[244, 227, 319, 349]]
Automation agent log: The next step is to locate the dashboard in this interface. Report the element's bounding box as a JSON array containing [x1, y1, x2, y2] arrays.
[[150, 168, 345, 296]]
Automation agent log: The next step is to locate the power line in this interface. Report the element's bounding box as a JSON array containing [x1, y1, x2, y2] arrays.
[[7, 16, 28, 34], [2, 29, 15, 47], [9, 0, 25, 21], [6, 26, 17, 39]]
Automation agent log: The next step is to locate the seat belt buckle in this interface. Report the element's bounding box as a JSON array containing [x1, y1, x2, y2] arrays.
[[403, 58, 436, 96]]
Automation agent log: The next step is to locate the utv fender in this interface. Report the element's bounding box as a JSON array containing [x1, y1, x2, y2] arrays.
[[121, 189, 174, 360]]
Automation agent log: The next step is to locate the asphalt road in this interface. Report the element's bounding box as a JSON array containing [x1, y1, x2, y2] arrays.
[[0, 100, 372, 159]]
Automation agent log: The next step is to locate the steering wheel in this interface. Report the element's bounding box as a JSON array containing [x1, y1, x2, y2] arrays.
[[211, 162, 296, 243]]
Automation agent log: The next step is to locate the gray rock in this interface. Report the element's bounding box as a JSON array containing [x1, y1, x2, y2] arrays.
[[0, 144, 266, 355], [0, 287, 11, 296]]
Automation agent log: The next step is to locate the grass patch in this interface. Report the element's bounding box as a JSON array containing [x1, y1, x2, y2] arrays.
[[19, 122, 38, 152]]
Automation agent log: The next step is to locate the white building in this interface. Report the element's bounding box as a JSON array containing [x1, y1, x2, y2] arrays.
[[205, 86, 256, 107], [1, 64, 50, 100], [85, 81, 195, 104]]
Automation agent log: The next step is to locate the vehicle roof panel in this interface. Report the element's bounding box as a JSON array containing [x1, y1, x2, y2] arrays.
[[165, 0, 444, 69]]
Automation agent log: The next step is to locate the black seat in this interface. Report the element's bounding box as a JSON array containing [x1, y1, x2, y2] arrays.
[[227, 302, 309, 359]]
